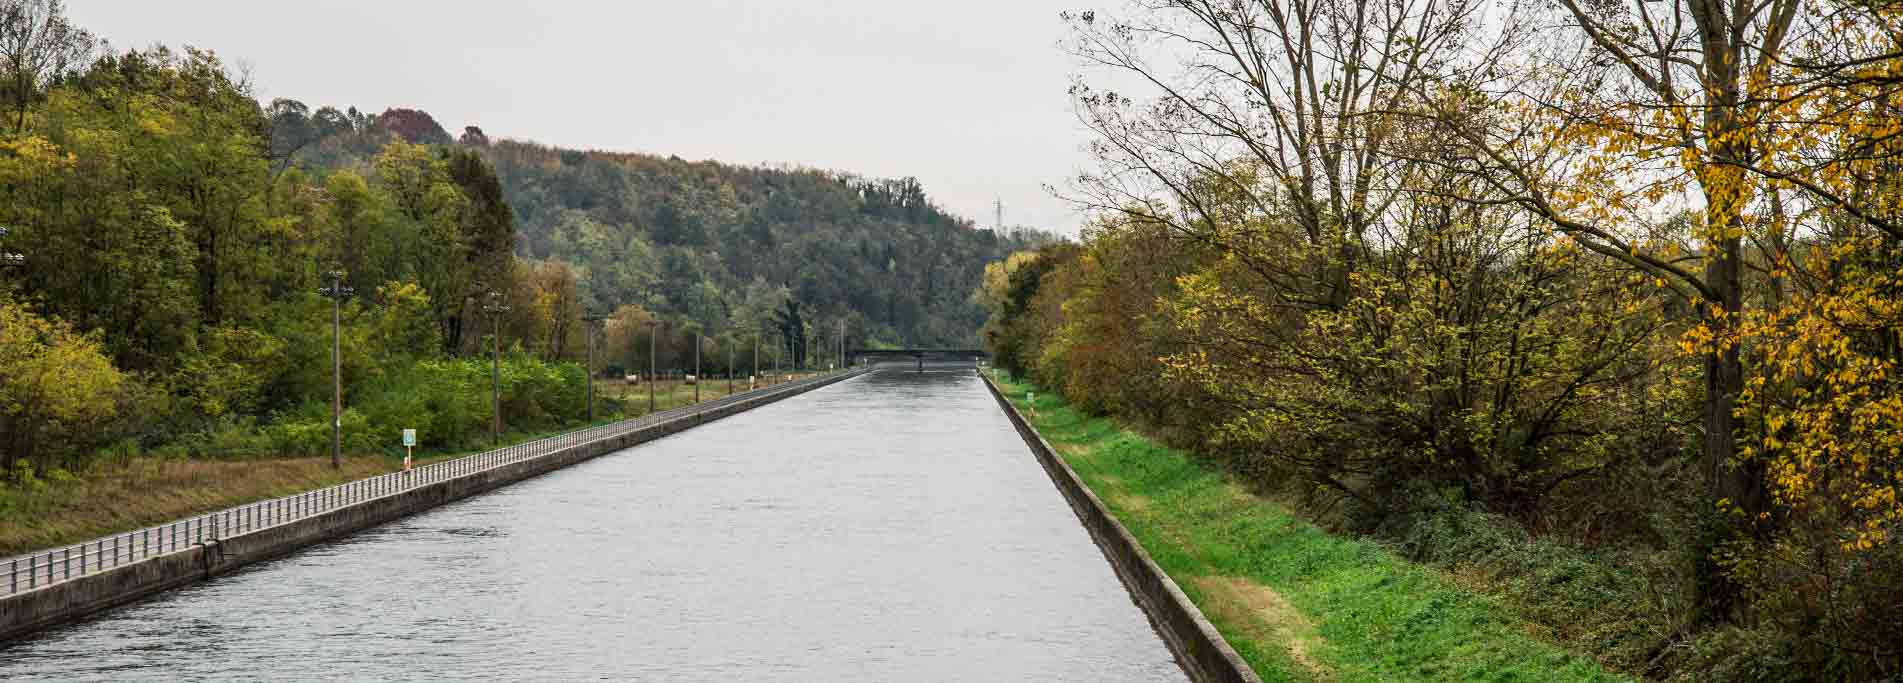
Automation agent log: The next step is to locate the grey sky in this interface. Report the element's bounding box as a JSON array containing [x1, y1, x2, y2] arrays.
[[68, 1, 1096, 234]]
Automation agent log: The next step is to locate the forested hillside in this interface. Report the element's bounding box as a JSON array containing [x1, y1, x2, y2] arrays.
[[483, 142, 1047, 348], [0, 0, 1037, 480], [277, 110, 1049, 352]]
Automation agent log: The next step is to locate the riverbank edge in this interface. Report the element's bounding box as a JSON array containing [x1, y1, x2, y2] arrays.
[[0, 368, 868, 643], [0, 376, 787, 557], [981, 372, 1262, 683]]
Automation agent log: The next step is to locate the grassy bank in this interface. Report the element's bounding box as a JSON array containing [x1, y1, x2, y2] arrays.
[[0, 375, 805, 556], [992, 373, 1624, 682]]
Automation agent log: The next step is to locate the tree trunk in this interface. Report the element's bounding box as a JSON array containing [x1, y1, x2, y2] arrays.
[[1696, 187, 1767, 624]]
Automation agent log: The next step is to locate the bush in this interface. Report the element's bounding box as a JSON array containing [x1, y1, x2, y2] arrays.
[[350, 353, 585, 451], [77, 353, 593, 463], [1386, 508, 1685, 674]]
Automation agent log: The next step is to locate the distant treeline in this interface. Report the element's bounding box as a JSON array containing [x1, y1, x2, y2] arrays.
[[482, 142, 1051, 350]]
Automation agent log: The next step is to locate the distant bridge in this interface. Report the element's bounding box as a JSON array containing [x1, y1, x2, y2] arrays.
[[848, 348, 988, 370]]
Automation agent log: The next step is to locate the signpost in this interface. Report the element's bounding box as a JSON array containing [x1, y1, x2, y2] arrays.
[[402, 429, 416, 471]]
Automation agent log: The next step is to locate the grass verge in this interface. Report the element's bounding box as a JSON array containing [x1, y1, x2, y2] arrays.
[[992, 372, 1627, 682]]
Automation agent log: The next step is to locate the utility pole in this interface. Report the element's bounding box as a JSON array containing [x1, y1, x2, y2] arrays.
[[727, 336, 735, 395], [583, 314, 604, 423], [319, 271, 353, 469], [484, 291, 510, 446], [648, 320, 658, 414], [693, 330, 701, 404], [753, 333, 760, 387]]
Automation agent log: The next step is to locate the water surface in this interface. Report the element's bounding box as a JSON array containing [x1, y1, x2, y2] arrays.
[[0, 370, 1184, 681]]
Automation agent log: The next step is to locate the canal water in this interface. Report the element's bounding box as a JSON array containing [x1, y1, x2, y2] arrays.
[[0, 369, 1186, 681]]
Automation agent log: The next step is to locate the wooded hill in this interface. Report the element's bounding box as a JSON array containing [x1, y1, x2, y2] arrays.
[[284, 110, 1050, 351]]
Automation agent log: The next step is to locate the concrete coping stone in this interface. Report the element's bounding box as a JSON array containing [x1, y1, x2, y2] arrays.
[[981, 372, 1262, 683]]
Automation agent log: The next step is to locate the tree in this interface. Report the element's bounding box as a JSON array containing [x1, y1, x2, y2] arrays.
[[774, 298, 806, 369], [518, 259, 584, 360], [373, 141, 472, 353], [1063, 0, 1470, 311], [975, 249, 1054, 377], [266, 98, 347, 172], [0, 0, 93, 132], [368, 281, 438, 361], [1376, 0, 1903, 620], [373, 107, 452, 146], [459, 125, 489, 147], [0, 300, 124, 472], [602, 303, 657, 374]]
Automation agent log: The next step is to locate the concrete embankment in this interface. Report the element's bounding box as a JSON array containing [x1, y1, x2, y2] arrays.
[[0, 369, 866, 642], [982, 373, 1261, 683]]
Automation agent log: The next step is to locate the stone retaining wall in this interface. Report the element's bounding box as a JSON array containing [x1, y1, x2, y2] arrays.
[[981, 373, 1261, 683], [0, 369, 866, 642]]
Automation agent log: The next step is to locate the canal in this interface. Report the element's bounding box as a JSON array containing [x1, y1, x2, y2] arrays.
[[0, 369, 1186, 681]]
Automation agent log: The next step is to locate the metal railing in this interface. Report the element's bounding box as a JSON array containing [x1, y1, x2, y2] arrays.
[[2, 368, 863, 596]]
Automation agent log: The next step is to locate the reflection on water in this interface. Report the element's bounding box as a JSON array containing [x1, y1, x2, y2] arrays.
[[0, 370, 1185, 681]]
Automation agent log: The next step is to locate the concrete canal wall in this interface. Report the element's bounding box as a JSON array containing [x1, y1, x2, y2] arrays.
[[982, 373, 1261, 683], [0, 370, 866, 642]]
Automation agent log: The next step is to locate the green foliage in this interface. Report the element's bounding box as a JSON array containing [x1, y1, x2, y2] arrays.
[[0, 299, 125, 473], [174, 325, 288, 420], [368, 281, 440, 359], [478, 141, 1051, 348], [0, 16, 582, 472], [1390, 508, 1688, 675], [975, 248, 1068, 377], [167, 354, 588, 459], [0, 0, 659, 477]]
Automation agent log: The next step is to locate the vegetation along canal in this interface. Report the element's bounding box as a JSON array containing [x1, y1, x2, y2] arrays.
[[0, 369, 1185, 681]]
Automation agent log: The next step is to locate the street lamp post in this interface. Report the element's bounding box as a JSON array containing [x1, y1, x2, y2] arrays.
[[727, 336, 735, 395], [318, 271, 354, 469], [693, 331, 701, 404], [648, 320, 658, 414], [583, 315, 605, 423], [752, 333, 760, 388], [483, 291, 510, 446]]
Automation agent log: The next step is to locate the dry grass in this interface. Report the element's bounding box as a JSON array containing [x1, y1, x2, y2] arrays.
[[599, 374, 806, 411], [0, 456, 399, 556], [1192, 575, 1331, 679]]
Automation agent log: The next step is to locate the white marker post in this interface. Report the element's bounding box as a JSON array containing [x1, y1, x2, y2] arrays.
[[402, 429, 416, 472]]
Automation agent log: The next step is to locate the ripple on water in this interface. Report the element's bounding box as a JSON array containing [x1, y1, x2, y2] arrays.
[[0, 371, 1185, 682]]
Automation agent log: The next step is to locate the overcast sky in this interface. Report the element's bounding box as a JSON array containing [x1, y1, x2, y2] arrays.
[[68, 1, 1098, 234]]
